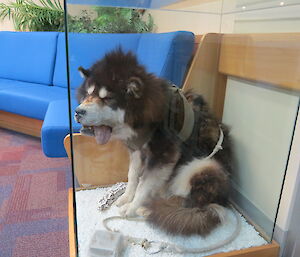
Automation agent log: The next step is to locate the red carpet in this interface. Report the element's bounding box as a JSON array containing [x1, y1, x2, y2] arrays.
[[0, 128, 72, 257]]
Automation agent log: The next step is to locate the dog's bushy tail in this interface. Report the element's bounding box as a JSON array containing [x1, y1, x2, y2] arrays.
[[145, 160, 229, 236], [146, 196, 226, 236]]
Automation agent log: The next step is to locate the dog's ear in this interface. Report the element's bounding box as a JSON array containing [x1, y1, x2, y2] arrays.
[[78, 66, 90, 78], [127, 77, 143, 99]]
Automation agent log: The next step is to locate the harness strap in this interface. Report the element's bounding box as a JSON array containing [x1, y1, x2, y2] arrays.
[[164, 85, 195, 142], [177, 88, 195, 142], [126, 85, 195, 151], [205, 127, 224, 159]]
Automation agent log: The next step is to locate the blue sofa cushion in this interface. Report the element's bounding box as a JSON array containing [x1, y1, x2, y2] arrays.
[[0, 32, 58, 85], [137, 31, 194, 87], [0, 84, 69, 120], [42, 99, 81, 157], [0, 78, 45, 91], [53, 33, 141, 89]]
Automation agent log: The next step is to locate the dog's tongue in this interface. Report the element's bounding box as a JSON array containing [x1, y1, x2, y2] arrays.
[[94, 125, 112, 145]]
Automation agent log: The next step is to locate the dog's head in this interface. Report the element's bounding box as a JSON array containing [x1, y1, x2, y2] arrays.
[[75, 49, 166, 145]]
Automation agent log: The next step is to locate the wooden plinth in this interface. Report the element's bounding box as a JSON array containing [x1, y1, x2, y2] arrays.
[[64, 134, 129, 187]]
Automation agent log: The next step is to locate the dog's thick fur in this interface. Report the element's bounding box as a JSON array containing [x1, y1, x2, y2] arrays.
[[75, 49, 233, 236]]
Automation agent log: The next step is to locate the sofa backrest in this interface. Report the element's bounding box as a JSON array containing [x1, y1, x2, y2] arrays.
[[53, 31, 194, 89], [0, 31, 58, 85], [136, 31, 194, 86], [53, 33, 141, 89]]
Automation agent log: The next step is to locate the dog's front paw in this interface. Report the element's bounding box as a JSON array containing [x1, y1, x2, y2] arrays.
[[119, 203, 130, 216], [136, 207, 152, 217], [119, 203, 138, 217], [125, 205, 138, 217], [115, 194, 130, 207]]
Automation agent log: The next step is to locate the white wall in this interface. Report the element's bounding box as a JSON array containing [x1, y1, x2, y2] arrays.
[[233, 4, 300, 33], [148, 1, 223, 35], [149, 10, 221, 34], [223, 78, 299, 222]]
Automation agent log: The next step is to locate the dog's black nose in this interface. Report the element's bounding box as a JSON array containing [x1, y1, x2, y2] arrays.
[[75, 108, 86, 119], [75, 108, 86, 115]]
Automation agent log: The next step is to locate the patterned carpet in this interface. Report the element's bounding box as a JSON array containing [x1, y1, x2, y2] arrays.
[[0, 128, 72, 257]]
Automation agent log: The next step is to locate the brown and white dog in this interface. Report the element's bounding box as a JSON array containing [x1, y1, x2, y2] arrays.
[[75, 49, 233, 236]]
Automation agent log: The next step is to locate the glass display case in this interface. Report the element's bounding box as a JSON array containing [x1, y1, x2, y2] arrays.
[[64, 1, 300, 256]]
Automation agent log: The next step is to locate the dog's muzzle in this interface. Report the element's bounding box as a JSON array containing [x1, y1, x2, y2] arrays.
[[74, 107, 113, 145], [74, 107, 86, 123]]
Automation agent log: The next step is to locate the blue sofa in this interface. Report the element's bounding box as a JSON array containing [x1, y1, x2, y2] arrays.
[[0, 31, 194, 157]]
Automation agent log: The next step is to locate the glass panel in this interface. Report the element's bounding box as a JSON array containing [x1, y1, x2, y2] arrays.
[[220, 0, 300, 240], [64, 1, 300, 256]]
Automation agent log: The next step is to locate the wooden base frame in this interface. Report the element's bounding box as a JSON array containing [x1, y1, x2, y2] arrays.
[[68, 188, 279, 257], [0, 110, 42, 137], [68, 188, 76, 257]]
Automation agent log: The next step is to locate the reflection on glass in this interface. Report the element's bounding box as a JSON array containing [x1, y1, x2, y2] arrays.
[[64, 1, 300, 256]]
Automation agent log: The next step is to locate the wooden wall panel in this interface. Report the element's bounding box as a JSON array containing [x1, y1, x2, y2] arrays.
[[183, 33, 227, 120], [219, 33, 300, 91], [211, 241, 279, 257], [64, 134, 129, 187]]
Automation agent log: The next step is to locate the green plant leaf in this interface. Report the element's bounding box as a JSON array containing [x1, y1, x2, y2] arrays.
[[0, 2, 154, 33]]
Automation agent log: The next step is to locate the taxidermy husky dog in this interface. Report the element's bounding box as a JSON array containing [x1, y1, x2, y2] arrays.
[[75, 49, 233, 236]]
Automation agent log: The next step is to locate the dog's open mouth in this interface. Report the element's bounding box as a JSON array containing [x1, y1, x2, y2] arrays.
[[80, 125, 112, 145]]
